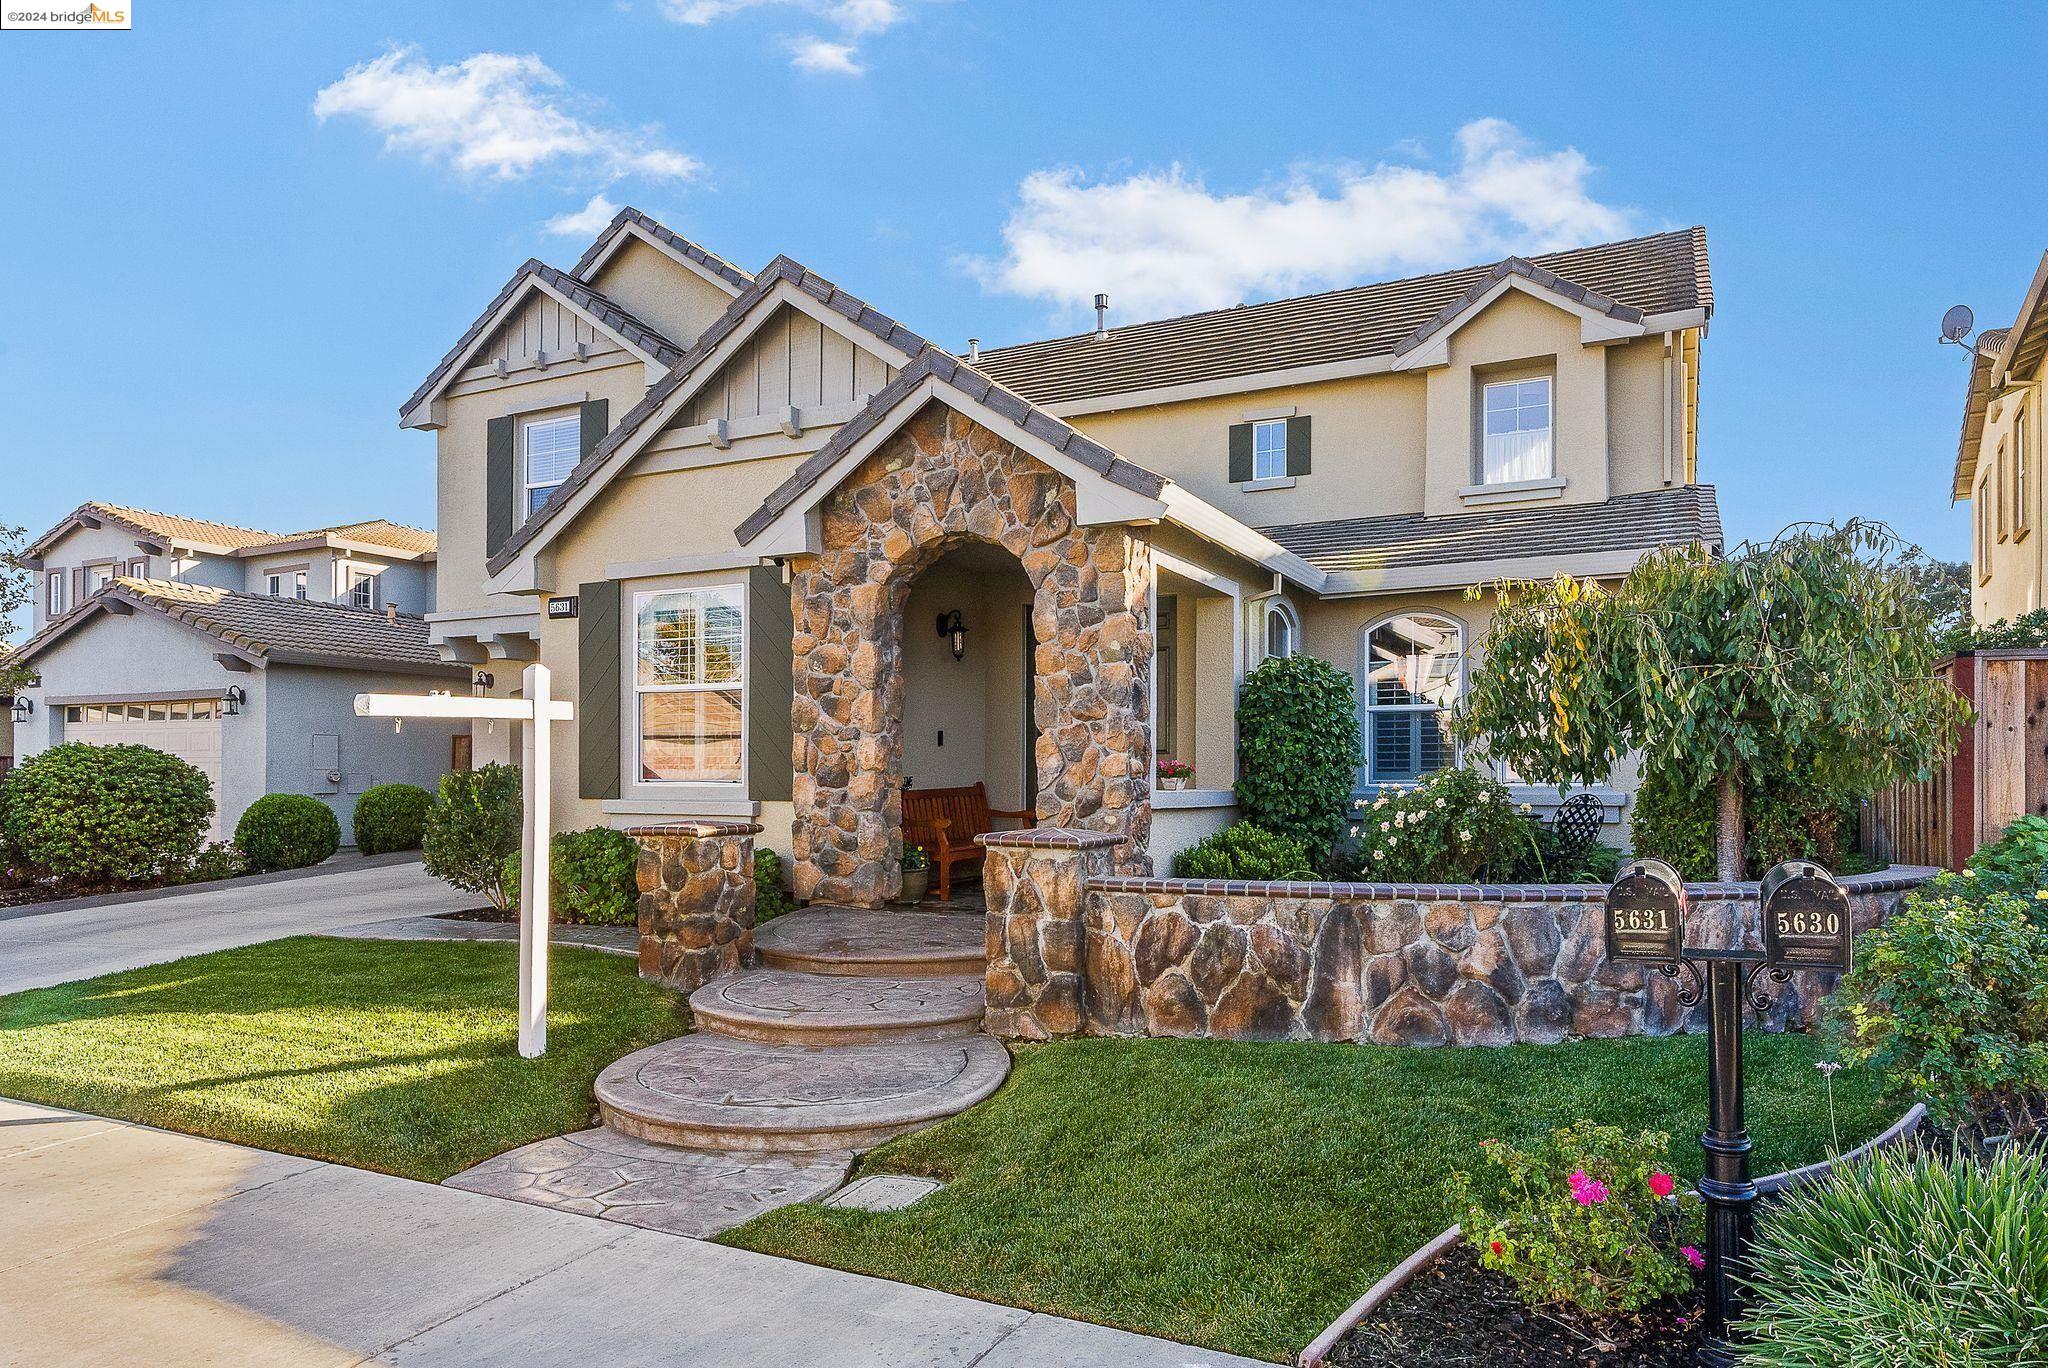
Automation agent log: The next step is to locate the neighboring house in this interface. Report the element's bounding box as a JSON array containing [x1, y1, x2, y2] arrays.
[[406, 208, 1719, 889], [8, 504, 467, 839], [1955, 250, 2048, 623]]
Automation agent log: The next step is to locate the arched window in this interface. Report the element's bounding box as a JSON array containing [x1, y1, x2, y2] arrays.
[[1262, 599, 1300, 661], [1360, 612, 1464, 784]]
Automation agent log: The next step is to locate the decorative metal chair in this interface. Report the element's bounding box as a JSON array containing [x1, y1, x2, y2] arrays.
[[1550, 792, 1607, 869]]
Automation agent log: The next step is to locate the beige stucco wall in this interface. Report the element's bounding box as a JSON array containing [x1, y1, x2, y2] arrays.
[[1970, 373, 2046, 623], [582, 237, 736, 356]]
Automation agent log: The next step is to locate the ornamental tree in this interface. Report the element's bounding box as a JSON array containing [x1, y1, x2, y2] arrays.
[[1, 523, 31, 694], [1458, 521, 1966, 881]]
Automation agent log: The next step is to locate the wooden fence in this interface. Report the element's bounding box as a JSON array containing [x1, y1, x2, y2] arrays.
[[1863, 649, 2048, 870]]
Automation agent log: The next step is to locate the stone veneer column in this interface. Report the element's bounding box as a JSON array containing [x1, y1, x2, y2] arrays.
[[979, 828, 1123, 1040], [788, 406, 1154, 907], [627, 821, 760, 993]]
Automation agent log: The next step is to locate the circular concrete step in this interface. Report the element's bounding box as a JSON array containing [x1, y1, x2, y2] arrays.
[[690, 970, 986, 1045], [596, 1033, 1011, 1153], [753, 909, 985, 979]]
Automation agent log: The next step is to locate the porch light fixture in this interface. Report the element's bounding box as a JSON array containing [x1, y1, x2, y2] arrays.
[[936, 610, 969, 661], [9, 697, 31, 724], [472, 669, 495, 697], [220, 685, 246, 717]]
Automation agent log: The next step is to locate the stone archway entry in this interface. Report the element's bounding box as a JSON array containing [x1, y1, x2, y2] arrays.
[[789, 404, 1154, 907]]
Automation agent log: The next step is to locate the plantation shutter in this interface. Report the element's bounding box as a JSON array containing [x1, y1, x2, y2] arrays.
[[486, 416, 515, 556], [578, 579, 622, 801], [1286, 415, 1312, 477], [578, 398, 609, 460], [746, 564, 794, 802], [1227, 422, 1253, 483]]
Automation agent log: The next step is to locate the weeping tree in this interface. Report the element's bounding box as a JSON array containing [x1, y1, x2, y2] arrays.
[[1, 524, 30, 695], [1457, 521, 1967, 882]]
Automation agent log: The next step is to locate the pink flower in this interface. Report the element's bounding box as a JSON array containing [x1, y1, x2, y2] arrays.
[[1567, 1169, 1608, 1205], [1682, 1245, 1705, 1271], [1648, 1172, 1676, 1198]]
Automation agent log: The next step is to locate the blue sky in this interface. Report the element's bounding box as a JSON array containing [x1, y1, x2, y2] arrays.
[[3, 0, 2040, 636]]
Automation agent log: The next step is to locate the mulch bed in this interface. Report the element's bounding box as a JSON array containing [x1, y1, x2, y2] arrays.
[[437, 908, 631, 929], [1330, 1244, 1704, 1367]]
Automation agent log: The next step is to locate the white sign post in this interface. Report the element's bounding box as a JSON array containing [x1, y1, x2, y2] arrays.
[[355, 662, 574, 1058]]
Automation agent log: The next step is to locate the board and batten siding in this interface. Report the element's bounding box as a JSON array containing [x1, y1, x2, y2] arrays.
[[481, 291, 625, 370], [680, 306, 897, 426]]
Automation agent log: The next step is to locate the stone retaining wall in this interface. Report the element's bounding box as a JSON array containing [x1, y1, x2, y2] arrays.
[[979, 830, 1932, 1045], [629, 822, 760, 993]]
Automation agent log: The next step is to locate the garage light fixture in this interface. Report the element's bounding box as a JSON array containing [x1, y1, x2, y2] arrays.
[[220, 685, 246, 717]]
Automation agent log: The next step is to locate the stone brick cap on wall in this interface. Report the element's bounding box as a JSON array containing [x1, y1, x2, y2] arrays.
[[1087, 865, 1941, 903], [978, 829, 1126, 851], [623, 821, 766, 839]]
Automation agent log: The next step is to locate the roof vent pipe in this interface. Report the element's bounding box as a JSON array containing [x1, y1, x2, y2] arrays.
[[966, 338, 980, 361], [1094, 293, 1110, 338]]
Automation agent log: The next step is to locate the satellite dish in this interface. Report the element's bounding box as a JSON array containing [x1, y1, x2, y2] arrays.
[[1940, 304, 1975, 344]]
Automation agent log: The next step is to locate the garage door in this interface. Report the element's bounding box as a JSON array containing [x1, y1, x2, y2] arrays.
[[62, 699, 227, 841]]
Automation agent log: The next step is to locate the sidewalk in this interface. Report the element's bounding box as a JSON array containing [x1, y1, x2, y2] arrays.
[[0, 1098, 1266, 1367]]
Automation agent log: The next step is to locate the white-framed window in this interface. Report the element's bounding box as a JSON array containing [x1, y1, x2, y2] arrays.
[[126, 557, 147, 578], [1251, 418, 1289, 481], [87, 564, 113, 594], [1263, 599, 1300, 661], [1979, 471, 1994, 582], [266, 569, 308, 600], [1360, 612, 1464, 784], [1481, 377, 1554, 484], [347, 568, 377, 610], [46, 571, 66, 616], [522, 410, 581, 519], [633, 585, 745, 784], [2019, 403, 2034, 538]]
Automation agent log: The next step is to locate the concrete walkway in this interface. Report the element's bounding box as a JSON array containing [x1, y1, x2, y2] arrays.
[[0, 1098, 1265, 1367], [0, 860, 473, 994], [328, 915, 637, 957]]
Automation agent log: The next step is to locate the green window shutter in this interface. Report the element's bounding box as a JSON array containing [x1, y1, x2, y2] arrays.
[[578, 398, 609, 459], [1286, 415, 1312, 477], [486, 416, 515, 556], [1227, 422, 1253, 483], [577, 580, 622, 801], [746, 564, 794, 802]]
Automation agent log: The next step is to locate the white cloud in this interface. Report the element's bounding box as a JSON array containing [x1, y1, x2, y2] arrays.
[[964, 119, 1637, 319], [544, 193, 621, 237], [662, 0, 907, 74], [314, 47, 700, 183], [787, 35, 863, 74]]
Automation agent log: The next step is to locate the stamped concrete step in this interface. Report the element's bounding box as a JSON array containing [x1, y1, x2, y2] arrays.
[[753, 908, 985, 979], [595, 1032, 1010, 1153], [690, 969, 986, 1045]]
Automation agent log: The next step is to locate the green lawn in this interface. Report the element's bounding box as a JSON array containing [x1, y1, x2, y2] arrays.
[[721, 1033, 1895, 1363], [0, 936, 688, 1181]]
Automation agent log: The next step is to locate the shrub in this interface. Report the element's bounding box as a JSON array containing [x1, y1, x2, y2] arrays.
[[0, 742, 212, 884], [500, 825, 640, 925], [423, 764, 522, 910], [1172, 821, 1315, 880], [1629, 766, 1859, 880], [235, 794, 340, 873], [1235, 654, 1362, 865], [352, 783, 433, 855], [1511, 821, 1623, 884], [755, 849, 796, 923], [171, 841, 246, 885], [1735, 1147, 2048, 1365], [1353, 767, 1529, 882], [1969, 814, 2048, 888], [1831, 878, 2048, 1141], [1450, 1121, 1702, 1317]]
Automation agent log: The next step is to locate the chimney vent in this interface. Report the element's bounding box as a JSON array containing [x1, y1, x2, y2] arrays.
[[385, 604, 397, 625], [1094, 293, 1110, 338], [967, 337, 980, 361]]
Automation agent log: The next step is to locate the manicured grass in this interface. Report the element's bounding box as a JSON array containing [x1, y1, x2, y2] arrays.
[[0, 936, 688, 1182], [722, 1032, 1895, 1363]]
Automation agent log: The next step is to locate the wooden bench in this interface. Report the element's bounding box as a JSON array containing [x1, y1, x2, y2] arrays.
[[902, 782, 1031, 902]]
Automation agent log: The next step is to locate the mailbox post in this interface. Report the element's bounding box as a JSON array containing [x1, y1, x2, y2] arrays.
[[1603, 857, 1852, 1368]]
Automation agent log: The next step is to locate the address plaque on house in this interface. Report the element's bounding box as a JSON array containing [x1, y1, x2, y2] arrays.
[[1602, 857, 1686, 964], [547, 597, 579, 620]]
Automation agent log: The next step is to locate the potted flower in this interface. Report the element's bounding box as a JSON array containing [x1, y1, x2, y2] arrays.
[[897, 844, 930, 904], [1156, 757, 1195, 792]]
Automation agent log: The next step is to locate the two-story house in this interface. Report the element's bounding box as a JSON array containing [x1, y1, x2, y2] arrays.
[[406, 209, 1718, 897], [1955, 250, 2048, 622], [8, 503, 469, 839]]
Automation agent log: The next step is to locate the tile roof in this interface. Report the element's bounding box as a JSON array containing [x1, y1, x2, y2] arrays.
[[488, 255, 938, 574], [735, 350, 1168, 547], [1258, 485, 1722, 577], [83, 502, 282, 551], [570, 206, 754, 292], [974, 227, 1712, 407], [399, 259, 684, 425], [14, 578, 461, 674], [269, 519, 437, 556]]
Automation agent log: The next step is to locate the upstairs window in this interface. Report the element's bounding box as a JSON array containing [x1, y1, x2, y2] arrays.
[[2020, 404, 2035, 538], [1481, 377, 1554, 484], [521, 411, 580, 518], [87, 564, 113, 593], [266, 570, 308, 600], [1251, 419, 1289, 481], [1361, 613, 1464, 784], [46, 571, 66, 616], [348, 568, 376, 610]]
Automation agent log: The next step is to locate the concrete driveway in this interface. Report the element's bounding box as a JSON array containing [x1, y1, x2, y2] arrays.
[[0, 1099, 1263, 1367], [0, 859, 474, 994]]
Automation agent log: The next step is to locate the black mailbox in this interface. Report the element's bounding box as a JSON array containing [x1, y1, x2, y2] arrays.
[[1605, 857, 1686, 964], [1760, 861, 1853, 974]]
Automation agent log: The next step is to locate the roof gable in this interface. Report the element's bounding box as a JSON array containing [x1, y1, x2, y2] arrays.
[[1387, 255, 1647, 371], [26, 501, 282, 561], [571, 207, 753, 294]]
